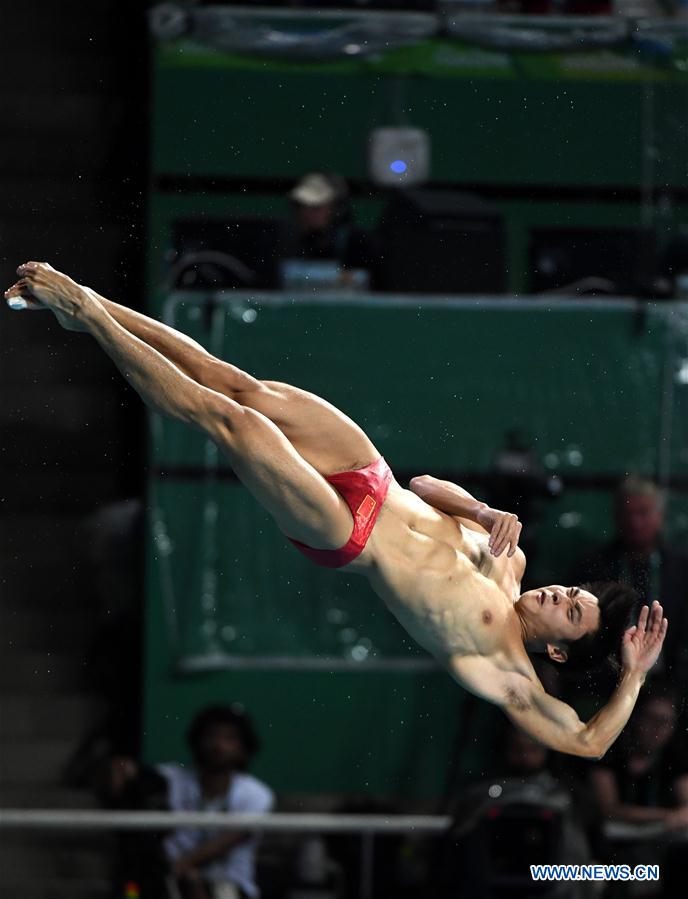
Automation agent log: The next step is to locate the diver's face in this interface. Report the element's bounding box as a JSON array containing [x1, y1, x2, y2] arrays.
[[517, 585, 600, 644]]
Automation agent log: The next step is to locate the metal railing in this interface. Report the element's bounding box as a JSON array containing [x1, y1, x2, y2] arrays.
[[2, 809, 684, 898], [0, 810, 452, 899]]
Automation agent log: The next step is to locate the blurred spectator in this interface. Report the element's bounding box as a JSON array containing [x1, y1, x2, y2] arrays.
[[571, 476, 688, 685], [588, 681, 688, 897], [106, 703, 274, 899], [111, 762, 172, 899], [280, 172, 381, 291], [431, 724, 592, 898], [589, 681, 688, 829]]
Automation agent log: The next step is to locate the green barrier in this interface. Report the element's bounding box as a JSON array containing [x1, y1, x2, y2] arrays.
[[152, 42, 687, 186], [154, 293, 681, 475]]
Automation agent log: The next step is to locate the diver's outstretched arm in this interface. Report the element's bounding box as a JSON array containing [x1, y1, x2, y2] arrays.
[[497, 601, 666, 758]]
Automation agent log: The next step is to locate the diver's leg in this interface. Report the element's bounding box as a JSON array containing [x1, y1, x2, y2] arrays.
[[9, 264, 356, 548], [8, 273, 383, 474], [69, 290, 382, 475]]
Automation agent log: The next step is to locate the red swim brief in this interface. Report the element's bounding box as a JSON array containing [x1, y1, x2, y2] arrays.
[[286, 456, 392, 569]]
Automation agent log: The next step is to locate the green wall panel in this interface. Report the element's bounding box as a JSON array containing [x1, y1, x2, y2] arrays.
[[142, 628, 465, 797], [152, 51, 687, 187], [148, 478, 420, 663], [154, 294, 680, 475]]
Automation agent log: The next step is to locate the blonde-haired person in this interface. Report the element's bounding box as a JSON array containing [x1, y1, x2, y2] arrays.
[[573, 475, 688, 686]]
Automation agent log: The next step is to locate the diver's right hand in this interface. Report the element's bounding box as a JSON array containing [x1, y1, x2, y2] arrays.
[[476, 506, 522, 557]]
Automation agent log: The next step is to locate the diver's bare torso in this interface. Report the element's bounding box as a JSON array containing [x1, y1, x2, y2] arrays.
[[343, 478, 535, 685]]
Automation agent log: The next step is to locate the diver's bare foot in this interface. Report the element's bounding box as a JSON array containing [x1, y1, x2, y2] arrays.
[[5, 275, 88, 332], [5, 276, 45, 310], [6, 262, 94, 329]]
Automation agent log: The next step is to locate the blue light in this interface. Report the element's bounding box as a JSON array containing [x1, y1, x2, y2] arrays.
[[390, 159, 407, 174]]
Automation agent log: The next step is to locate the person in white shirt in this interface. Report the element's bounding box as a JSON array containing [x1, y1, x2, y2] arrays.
[[158, 703, 274, 899]]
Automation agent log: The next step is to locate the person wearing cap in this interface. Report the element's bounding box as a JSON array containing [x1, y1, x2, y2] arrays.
[[282, 172, 380, 289]]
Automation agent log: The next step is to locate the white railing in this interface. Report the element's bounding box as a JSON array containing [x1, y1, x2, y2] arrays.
[[0, 810, 452, 899], [2, 810, 684, 898], [0, 810, 450, 833]]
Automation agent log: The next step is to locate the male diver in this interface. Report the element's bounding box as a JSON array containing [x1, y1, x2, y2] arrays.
[[6, 262, 668, 759]]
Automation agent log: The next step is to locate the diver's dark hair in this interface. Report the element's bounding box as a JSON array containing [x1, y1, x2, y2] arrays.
[[186, 703, 260, 770], [563, 581, 638, 673]]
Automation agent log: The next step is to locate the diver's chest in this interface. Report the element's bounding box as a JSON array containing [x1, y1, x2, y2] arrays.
[[386, 569, 512, 657]]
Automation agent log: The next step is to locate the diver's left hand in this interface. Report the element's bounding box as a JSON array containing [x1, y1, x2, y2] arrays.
[[476, 506, 522, 557], [621, 601, 668, 674]]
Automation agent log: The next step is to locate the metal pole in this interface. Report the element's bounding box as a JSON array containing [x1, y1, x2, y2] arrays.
[[359, 831, 375, 899], [0, 810, 451, 834]]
